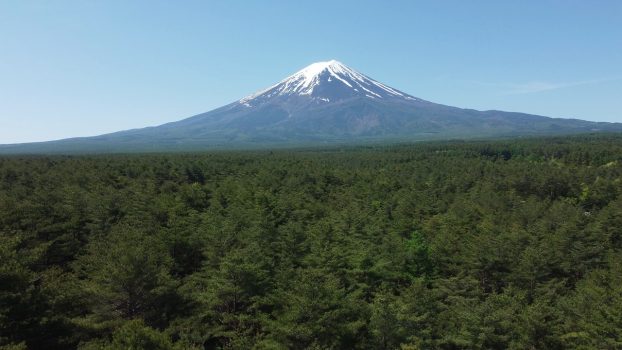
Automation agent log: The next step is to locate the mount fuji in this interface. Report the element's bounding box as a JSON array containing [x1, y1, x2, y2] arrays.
[[2, 60, 621, 153]]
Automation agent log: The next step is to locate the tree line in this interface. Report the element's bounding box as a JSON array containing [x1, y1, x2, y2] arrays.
[[1, 134, 622, 349]]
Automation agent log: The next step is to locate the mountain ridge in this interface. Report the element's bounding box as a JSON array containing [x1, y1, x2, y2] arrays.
[[2, 60, 621, 153]]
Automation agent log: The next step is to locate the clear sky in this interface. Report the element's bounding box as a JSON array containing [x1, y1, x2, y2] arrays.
[[1, 0, 621, 143]]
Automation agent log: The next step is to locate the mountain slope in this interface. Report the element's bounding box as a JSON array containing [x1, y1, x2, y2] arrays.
[[2, 60, 621, 153]]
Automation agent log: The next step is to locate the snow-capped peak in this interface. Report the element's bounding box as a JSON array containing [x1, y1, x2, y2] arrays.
[[239, 60, 419, 105], [279, 59, 357, 95]]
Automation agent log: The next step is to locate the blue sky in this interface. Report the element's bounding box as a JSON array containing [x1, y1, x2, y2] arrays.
[[1, 0, 621, 143]]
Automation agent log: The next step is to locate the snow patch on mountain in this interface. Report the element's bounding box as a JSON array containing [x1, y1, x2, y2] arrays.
[[239, 60, 420, 106]]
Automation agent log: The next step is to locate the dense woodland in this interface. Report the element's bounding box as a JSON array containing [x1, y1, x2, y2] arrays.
[[2, 135, 622, 349]]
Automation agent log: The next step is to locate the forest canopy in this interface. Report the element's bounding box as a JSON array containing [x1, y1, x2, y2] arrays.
[[1, 134, 622, 349]]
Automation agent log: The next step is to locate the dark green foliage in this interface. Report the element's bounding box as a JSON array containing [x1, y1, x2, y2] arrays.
[[2, 134, 622, 349], [79, 319, 174, 350], [74, 227, 179, 327]]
